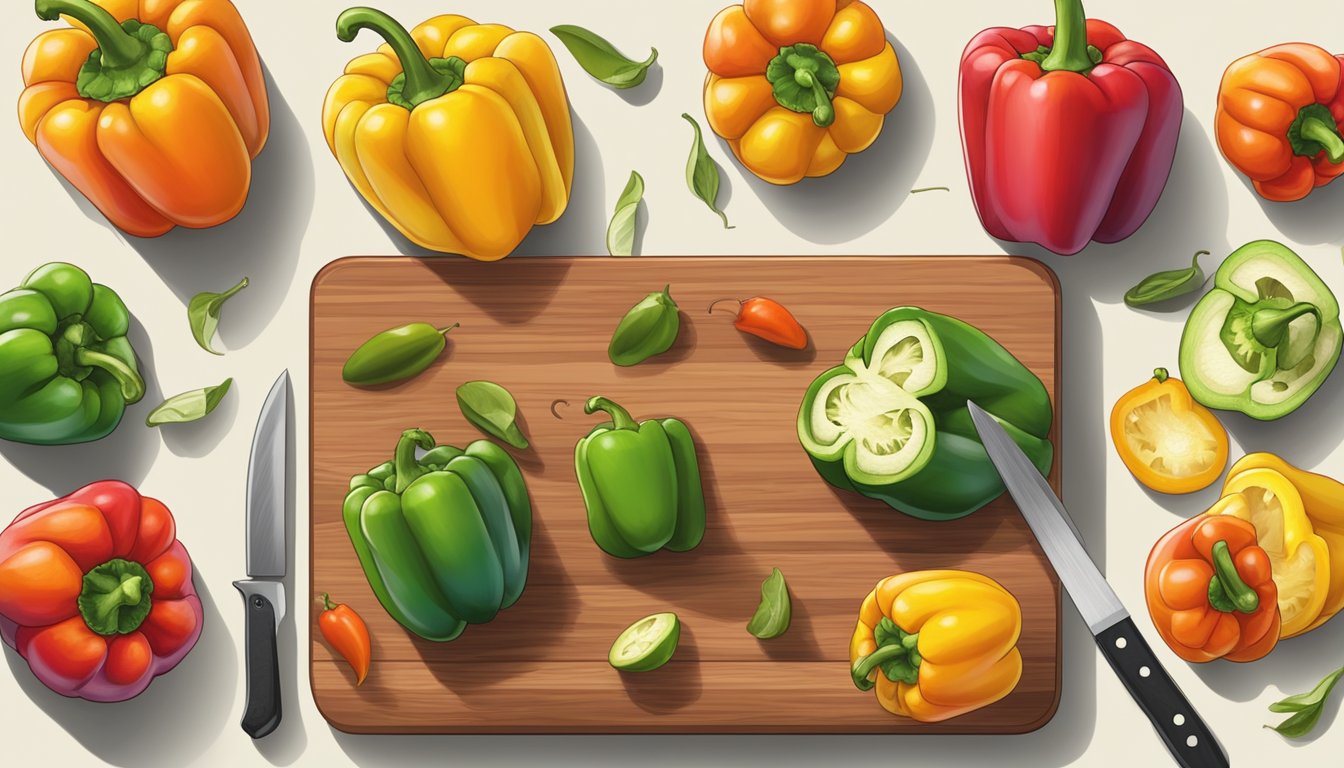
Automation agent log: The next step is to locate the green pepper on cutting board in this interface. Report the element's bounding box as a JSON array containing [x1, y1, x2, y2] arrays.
[[344, 429, 532, 642], [797, 307, 1054, 521], [1179, 240, 1341, 421], [0, 262, 145, 445], [342, 321, 460, 386], [574, 396, 706, 558]]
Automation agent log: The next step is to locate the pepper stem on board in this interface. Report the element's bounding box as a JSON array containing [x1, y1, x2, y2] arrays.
[[1207, 540, 1260, 614], [393, 428, 435, 493], [584, 396, 640, 431], [320, 593, 337, 612], [336, 7, 465, 110], [850, 630, 922, 691], [74, 348, 145, 404], [1039, 0, 1095, 74], [436, 322, 461, 337], [1252, 302, 1320, 349]]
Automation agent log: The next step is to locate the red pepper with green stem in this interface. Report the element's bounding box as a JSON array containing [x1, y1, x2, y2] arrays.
[[959, 0, 1182, 255]]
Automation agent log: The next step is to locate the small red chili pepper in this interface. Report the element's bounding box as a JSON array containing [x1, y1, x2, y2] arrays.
[[318, 593, 371, 686], [708, 297, 808, 350]]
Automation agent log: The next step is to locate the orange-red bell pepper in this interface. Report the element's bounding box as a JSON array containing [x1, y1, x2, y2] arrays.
[[1216, 43, 1344, 202], [0, 481, 203, 701], [18, 0, 270, 237], [1144, 515, 1279, 663]]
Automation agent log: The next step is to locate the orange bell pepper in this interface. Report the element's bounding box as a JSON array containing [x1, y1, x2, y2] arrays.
[[1109, 368, 1229, 494], [701, 0, 902, 184], [1215, 43, 1344, 202], [1144, 515, 1279, 663], [18, 0, 270, 237]]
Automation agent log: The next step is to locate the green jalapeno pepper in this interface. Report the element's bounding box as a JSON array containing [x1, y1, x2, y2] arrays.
[[608, 286, 681, 366], [342, 321, 460, 386]]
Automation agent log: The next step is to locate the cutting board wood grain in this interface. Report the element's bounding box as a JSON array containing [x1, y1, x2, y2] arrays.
[[309, 256, 1062, 734]]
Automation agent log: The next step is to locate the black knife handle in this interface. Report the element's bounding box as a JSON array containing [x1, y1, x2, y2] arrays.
[[241, 591, 282, 739], [1095, 618, 1227, 768]]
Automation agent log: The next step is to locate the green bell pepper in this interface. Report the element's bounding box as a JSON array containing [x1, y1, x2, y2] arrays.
[[797, 307, 1054, 521], [574, 396, 706, 558], [343, 429, 532, 642], [1179, 240, 1341, 421], [0, 262, 145, 445]]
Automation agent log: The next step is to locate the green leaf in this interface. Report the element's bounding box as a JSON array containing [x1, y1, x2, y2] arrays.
[[681, 113, 733, 229], [550, 25, 656, 89], [746, 567, 791, 639], [188, 276, 248, 355], [1266, 665, 1344, 738], [1124, 251, 1207, 307], [456, 380, 528, 449], [146, 378, 233, 427], [606, 171, 645, 257]]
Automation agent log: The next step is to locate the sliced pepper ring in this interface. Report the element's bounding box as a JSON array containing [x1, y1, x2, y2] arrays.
[[1109, 368, 1228, 494]]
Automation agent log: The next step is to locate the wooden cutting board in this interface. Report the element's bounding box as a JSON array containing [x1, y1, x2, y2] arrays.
[[309, 256, 1062, 734]]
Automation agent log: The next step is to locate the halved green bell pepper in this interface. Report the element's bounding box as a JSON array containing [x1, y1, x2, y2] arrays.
[[343, 429, 532, 642], [0, 262, 145, 445], [1179, 240, 1341, 421], [797, 307, 1054, 520], [574, 396, 706, 558]]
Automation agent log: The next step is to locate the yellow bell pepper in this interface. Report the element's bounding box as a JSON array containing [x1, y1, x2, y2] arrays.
[[1224, 454, 1344, 635], [849, 570, 1022, 723], [701, 0, 902, 184], [321, 7, 573, 260], [1207, 465, 1332, 638]]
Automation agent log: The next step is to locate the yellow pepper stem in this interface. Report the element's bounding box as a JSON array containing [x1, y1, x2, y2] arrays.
[[336, 7, 465, 110], [852, 620, 921, 690]]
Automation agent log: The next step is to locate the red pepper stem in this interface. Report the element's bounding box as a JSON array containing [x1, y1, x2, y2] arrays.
[[320, 593, 337, 612], [707, 298, 743, 316], [393, 428, 435, 494], [1039, 0, 1093, 74], [1209, 540, 1260, 614], [1300, 115, 1344, 164]]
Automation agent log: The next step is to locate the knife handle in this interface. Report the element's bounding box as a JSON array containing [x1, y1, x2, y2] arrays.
[[1095, 618, 1227, 768], [241, 591, 282, 739]]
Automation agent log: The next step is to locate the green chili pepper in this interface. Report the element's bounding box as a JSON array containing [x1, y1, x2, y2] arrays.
[[1124, 251, 1208, 307], [608, 286, 680, 366], [342, 321, 460, 386], [573, 396, 705, 557]]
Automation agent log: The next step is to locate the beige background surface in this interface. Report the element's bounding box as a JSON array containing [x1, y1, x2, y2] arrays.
[[0, 0, 1340, 764]]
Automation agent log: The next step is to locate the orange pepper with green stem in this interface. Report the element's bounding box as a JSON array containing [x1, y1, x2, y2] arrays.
[[1215, 43, 1344, 202], [701, 0, 902, 185], [18, 0, 269, 237]]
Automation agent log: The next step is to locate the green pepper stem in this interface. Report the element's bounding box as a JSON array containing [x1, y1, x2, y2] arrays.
[[584, 396, 639, 431], [336, 7, 455, 109], [393, 428, 435, 494], [219, 276, 249, 301], [74, 347, 145, 404], [794, 68, 834, 127], [1209, 540, 1260, 614], [850, 633, 921, 691], [1153, 368, 1169, 383], [35, 0, 144, 69], [1039, 0, 1094, 74], [436, 322, 460, 337], [1299, 115, 1344, 164], [320, 593, 337, 612], [1252, 302, 1321, 349]]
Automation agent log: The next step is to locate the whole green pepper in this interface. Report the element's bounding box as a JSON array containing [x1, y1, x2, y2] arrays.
[[343, 429, 532, 642], [1179, 240, 1341, 420], [0, 263, 145, 445], [574, 396, 705, 557], [342, 321, 460, 386], [608, 286, 681, 366], [797, 307, 1054, 521]]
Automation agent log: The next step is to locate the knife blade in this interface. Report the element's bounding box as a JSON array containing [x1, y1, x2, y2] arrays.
[[234, 370, 290, 740], [967, 401, 1227, 768]]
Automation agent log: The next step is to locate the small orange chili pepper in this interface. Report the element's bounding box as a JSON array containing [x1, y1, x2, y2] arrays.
[[708, 297, 808, 350], [318, 593, 371, 686]]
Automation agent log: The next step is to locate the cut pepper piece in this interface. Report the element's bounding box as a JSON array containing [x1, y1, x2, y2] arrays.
[[1109, 368, 1228, 494]]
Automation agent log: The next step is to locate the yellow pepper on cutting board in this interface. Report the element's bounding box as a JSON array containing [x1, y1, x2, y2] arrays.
[[1221, 454, 1344, 636], [849, 570, 1022, 723], [321, 7, 573, 260]]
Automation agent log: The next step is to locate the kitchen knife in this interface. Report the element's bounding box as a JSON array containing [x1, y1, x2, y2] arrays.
[[234, 370, 290, 739], [968, 401, 1227, 768]]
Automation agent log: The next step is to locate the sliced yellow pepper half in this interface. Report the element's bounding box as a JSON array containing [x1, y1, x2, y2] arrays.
[[1207, 467, 1331, 638]]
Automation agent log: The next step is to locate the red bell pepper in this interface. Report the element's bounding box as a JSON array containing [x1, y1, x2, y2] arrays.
[[0, 481, 202, 702], [958, 0, 1182, 255]]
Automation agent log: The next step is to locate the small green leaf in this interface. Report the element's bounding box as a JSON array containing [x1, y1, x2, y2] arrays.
[[681, 113, 733, 229], [188, 276, 248, 355], [747, 567, 791, 639], [456, 380, 528, 449], [146, 378, 233, 427], [1266, 665, 1344, 738], [606, 171, 645, 257], [550, 25, 656, 89], [1124, 252, 1207, 307]]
